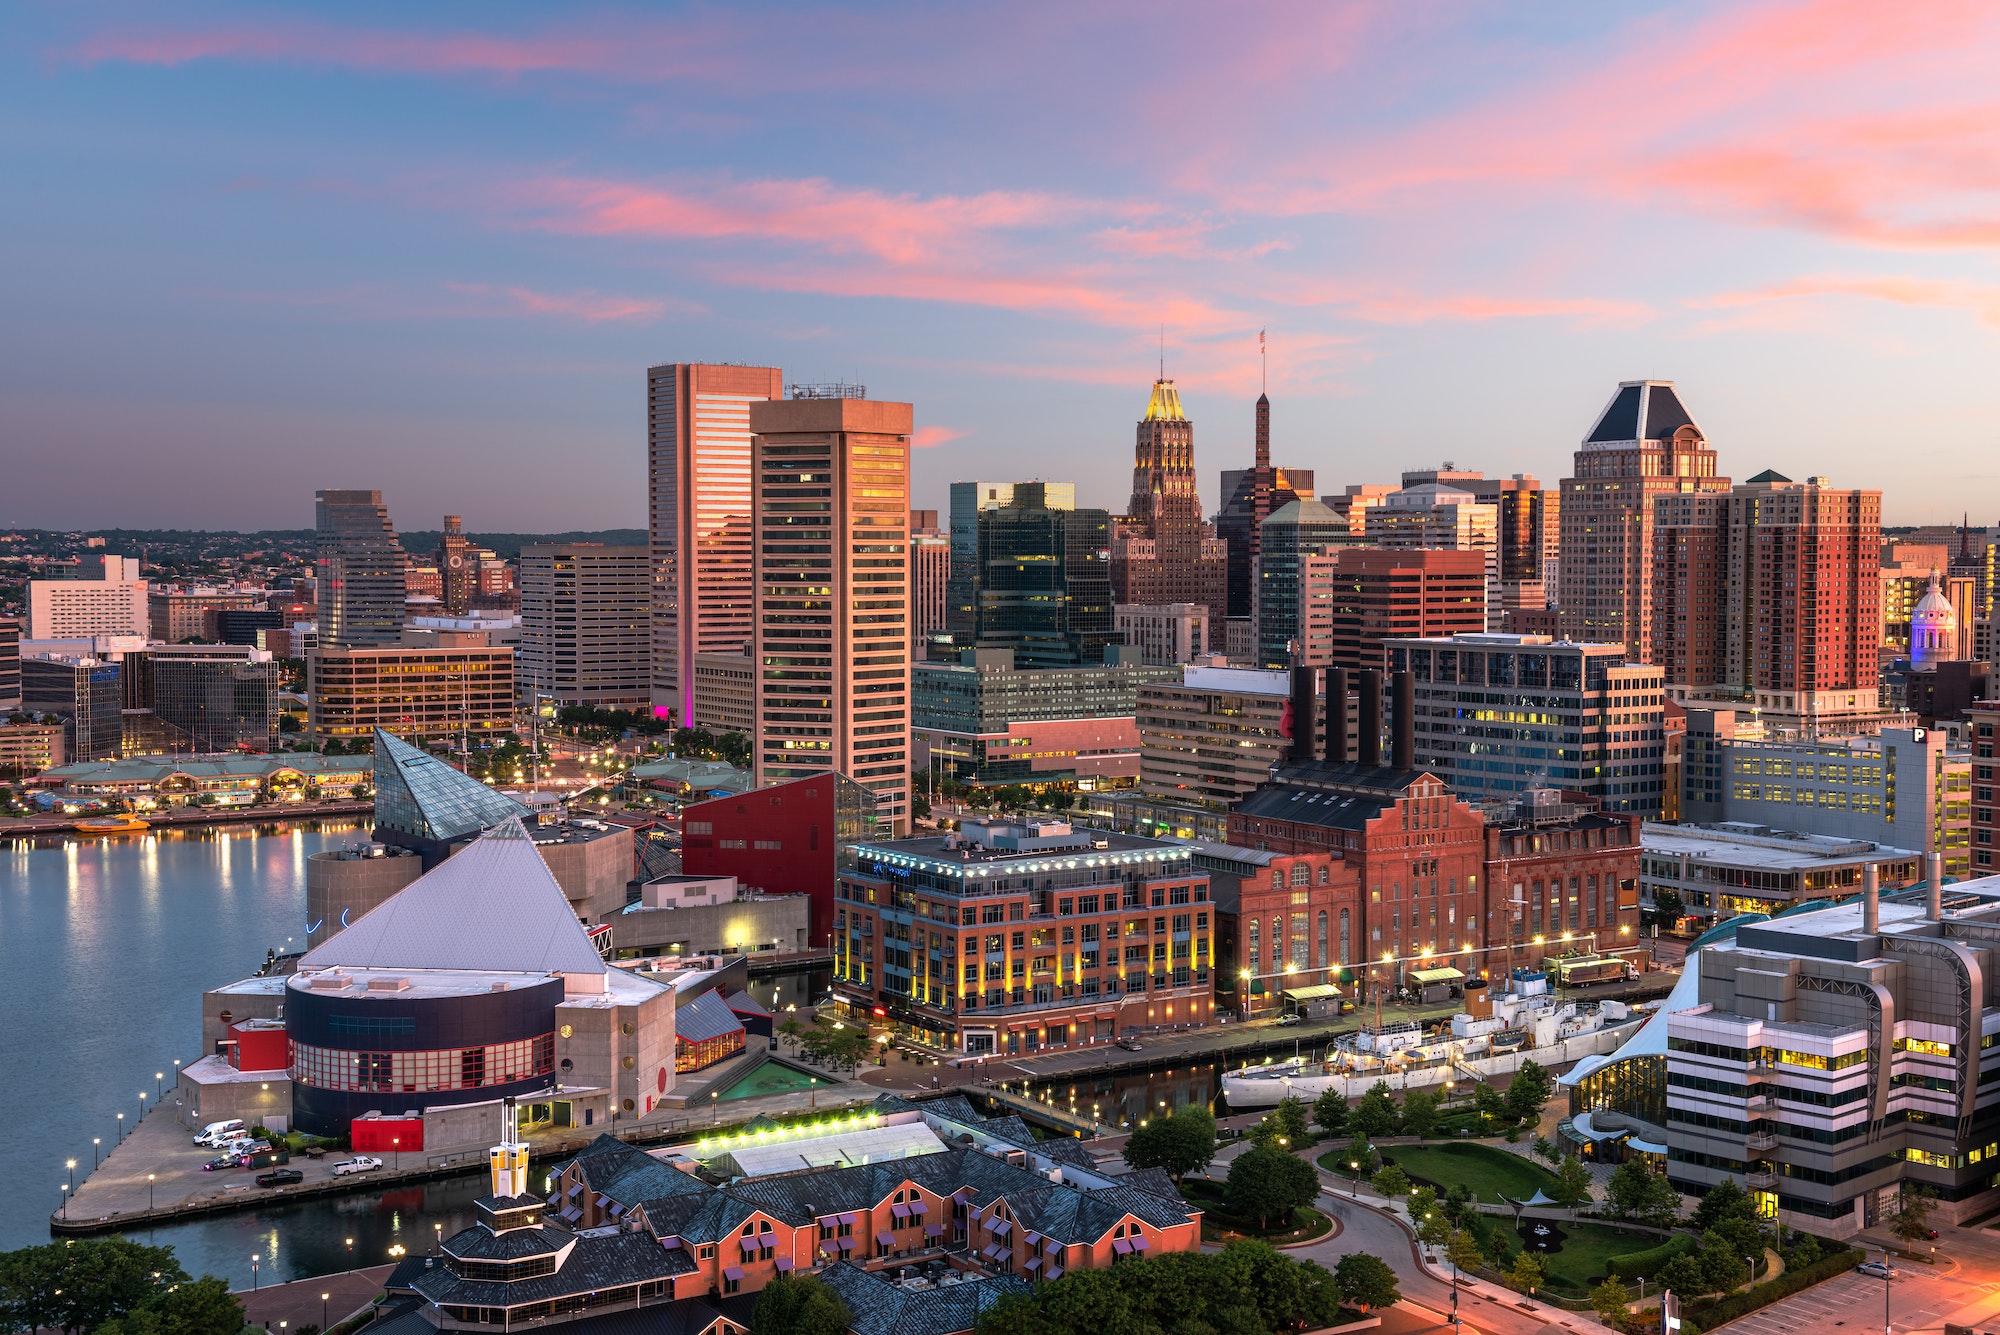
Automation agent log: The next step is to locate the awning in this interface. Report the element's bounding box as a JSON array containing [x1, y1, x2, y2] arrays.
[[839, 1212, 859, 1225], [1045, 1266, 1064, 1281], [566, 1183, 583, 1198], [1023, 1231, 1041, 1248], [1043, 1237, 1062, 1255], [723, 1267, 744, 1282], [1281, 984, 1340, 1000], [607, 1203, 625, 1219], [1129, 1236, 1149, 1251], [908, 1200, 928, 1215], [982, 1244, 1001, 1260], [891, 1204, 908, 1220], [561, 1207, 582, 1223], [877, 1231, 895, 1247], [992, 1248, 1012, 1263], [835, 1237, 855, 1252], [1024, 1258, 1042, 1274], [774, 1258, 795, 1272], [594, 1194, 610, 1209], [738, 1237, 759, 1254], [1409, 966, 1465, 984], [924, 1224, 944, 1239], [1112, 1238, 1133, 1255], [987, 1218, 1012, 1237]]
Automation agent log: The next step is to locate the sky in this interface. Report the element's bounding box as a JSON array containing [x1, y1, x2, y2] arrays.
[[6, 0, 2000, 532]]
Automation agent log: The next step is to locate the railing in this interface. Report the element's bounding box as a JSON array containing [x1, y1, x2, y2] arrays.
[[1745, 1170, 1777, 1190], [1744, 1131, 1779, 1152], [1744, 1093, 1775, 1114]]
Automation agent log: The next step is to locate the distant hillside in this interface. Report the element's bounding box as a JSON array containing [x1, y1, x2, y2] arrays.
[[400, 529, 648, 560]]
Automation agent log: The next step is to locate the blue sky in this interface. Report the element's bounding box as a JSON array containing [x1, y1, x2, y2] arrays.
[[5, 1, 2000, 531]]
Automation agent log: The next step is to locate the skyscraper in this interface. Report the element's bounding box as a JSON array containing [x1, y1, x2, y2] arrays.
[[1255, 499, 1351, 668], [647, 362, 784, 726], [1111, 379, 1228, 623], [1365, 483, 1502, 629], [908, 509, 950, 656], [1400, 468, 1559, 606], [519, 544, 652, 709], [1214, 394, 1315, 619], [945, 481, 1075, 637], [1653, 471, 1882, 713], [1557, 381, 1729, 656], [1325, 547, 1487, 673], [751, 390, 912, 832], [315, 490, 407, 648], [972, 483, 1116, 667], [435, 515, 477, 614]]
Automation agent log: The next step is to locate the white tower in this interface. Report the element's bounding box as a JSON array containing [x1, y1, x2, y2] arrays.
[[1911, 572, 1958, 670], [490, 1095, 529, 1198]]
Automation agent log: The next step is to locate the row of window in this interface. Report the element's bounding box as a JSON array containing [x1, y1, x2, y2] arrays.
[[290, 1035, 555, 1092]]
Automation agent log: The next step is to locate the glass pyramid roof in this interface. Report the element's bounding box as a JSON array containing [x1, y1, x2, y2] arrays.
[[373, 728, 531, 843]]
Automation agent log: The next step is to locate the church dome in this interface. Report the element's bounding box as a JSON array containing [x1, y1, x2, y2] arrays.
[[1911, 573, 1957, 669]]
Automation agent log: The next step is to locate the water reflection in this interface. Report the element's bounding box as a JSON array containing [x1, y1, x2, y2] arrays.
[[1020, 1062, 1226, 1127], [122, 1172, 487, 1289], [0, 821, 366, 1254]]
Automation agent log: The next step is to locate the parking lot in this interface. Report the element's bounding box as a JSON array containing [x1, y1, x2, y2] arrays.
[[1719, 1251, 1984, 1335]]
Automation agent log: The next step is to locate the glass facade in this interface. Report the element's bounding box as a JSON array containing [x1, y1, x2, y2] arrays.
[[290, 1034, 554, 1093], [316, 489, 408, 648], [152, 655, 279, 751], [373, 728, 531, 843], [973, 486, 1116, 667], [1567, 1053, 1665, 1128]]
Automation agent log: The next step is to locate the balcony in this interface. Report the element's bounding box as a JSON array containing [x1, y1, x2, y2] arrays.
[[1745, 1170, 1777, 1190], [1744, 1130, 1779, 1152], [1743, 1094, 1775, 1115]]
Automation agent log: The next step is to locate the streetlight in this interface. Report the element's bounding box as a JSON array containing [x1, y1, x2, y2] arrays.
[[251, 1255, 260, 1291], [92, 1138, 101, 1170], [322, 1294, 330, 1331], [66, 1159, 76, 1196], [1879, 1250, 1891, 1335], [137, 1091, 147, 1120], [60, 1183, 69, 1220], [116, 1112, 125, 1144], [148, 1174, 156, 1212], [391, 1136, 400, 1171], [155, 1072, 164, 1101]]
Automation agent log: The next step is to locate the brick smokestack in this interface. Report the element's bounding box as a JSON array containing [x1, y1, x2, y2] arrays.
[[1357, 668, 1383, 767], [1392, 670, 1415, 770], [1290, 663, 1316, 764], [1326, 667, 1349, 764]]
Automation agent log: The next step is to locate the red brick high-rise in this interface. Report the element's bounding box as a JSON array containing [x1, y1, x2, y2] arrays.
[[1327, 547, 1487, 673], [1652, 471, 1881, 711], [1112, 378, 1228, 624]]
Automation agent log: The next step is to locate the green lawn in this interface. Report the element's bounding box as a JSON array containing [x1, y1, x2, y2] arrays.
[[1183, 1178, 1336, 1245], [1373, 1142, 1561, 1205], [1532, 1221, 1662, 1297]]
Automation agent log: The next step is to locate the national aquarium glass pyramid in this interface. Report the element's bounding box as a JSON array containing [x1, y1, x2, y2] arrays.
[[372, 727, 531, 844]]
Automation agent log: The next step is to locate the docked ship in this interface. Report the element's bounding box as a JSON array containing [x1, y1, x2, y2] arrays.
[[1219, 974, 1636, 1108], [73, 814, 150, 835]]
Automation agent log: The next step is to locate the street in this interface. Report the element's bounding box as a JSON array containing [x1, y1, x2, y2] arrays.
[[1727, 1228, 2000, 1335]]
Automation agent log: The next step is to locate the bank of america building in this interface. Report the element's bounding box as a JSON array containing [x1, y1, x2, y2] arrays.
[[1665, 877, 2000, 1234]]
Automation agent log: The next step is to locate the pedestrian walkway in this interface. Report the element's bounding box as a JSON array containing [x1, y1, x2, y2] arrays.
[[236, 1265, 391, 1333]]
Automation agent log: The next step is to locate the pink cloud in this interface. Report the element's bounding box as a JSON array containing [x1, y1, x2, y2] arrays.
[[1699, 274, 2000, 329], [912, 426, 965, 448], [211, 281, 680, 324]]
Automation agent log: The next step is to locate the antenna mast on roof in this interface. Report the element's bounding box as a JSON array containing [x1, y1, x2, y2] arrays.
[[1260, 328, 1266, 395], [1159, 325, 1164, 381]]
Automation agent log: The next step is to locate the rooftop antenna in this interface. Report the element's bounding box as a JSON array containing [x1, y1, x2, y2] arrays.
[[1159, 325, 1165, 381], [1260, 328, 1267, 395]]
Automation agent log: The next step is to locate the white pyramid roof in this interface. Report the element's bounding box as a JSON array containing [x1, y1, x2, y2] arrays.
[[298, 818, 608, 977]]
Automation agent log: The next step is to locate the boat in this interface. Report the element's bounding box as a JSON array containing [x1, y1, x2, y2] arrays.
[[73, 814, 150, 835], [1219, 984, 1639, 1107]]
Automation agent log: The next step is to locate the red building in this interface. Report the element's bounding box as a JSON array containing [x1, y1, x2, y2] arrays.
[[679, 773, 878, 942], [1327, 547, 1487, 672], [1192, 845, 1354, 1014], [1478, 791, 1643, 974]]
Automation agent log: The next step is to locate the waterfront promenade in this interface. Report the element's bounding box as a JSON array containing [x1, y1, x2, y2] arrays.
[[0, 799, 371, 838]]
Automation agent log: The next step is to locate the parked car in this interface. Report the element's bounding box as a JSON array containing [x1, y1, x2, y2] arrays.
[[1857, 1261, 1898, 1279], [194, 1119, 246, 1147], [331, 1156, 383, 1177], [216, 1137, 258, 1159], [256, 1168, 304, 1188], [1276, 1014, 1304, 1027], [1116, 1038, 1144, 1052], [202, 1155, 240, 1172]]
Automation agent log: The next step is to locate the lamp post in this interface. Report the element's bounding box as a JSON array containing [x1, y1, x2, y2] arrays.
[[60, 1183, 69, 1220], [1881, 1248, 1891, 1335], [148, 1174, 156, 1212], [155, 1072, 164, 1101], [137, 1091, 147, 1122], [117, 1112, 125, 1144], [93, 1138, 101, 1170], [322, 1294, 330, 1331], [251, 1255, 259, 1291], [391, 1136, 399, 1172], [67, 1159, 76, 1196]]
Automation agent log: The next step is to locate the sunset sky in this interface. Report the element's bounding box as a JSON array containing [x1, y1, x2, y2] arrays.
[[7, 1, 2000, 531]]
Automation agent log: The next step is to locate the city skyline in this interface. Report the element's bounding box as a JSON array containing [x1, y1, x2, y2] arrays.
[[6, 3, 2000, 529]]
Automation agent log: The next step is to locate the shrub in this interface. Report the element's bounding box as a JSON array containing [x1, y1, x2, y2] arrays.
[[1606, 1233, 1697, 1281], [1683, 1247, 1861, 1328]]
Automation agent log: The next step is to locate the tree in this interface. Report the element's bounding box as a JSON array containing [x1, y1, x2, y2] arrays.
[[1312, 1089, 1349, 1138], [1400, 1088, 1439, 1140], [1225, 1146, 1319, 1230], [1890, 1185, 1936, 1257], [1249, 1096, 1309, 1150], [1442, 1182, 1475, 1227], [1341, 1130, 1376, 1179], [1473, 1080, 1509, 1126], [777, 1018, 805, 1051], [1370, 1163, 1411, 1200], [1691, 1176, 1753, 1231], [0, 1239, 190, 1335], [1531, 1135, 1562, 1169], [1481, 1221, 1515, 1269], [1415, 1207, 1451, 1254], [1352, 1081, 1401, 1136], [1124, 1105, 1217, 1184], [1333, 1254, 1400, 1313], [1553, 1155, 1596, 1210], [1697, 1230, 1750, 1292], [1657, 1252, 1709, 1298], [1506, 1250, 1547, 1296], [1407, 1185, 1439, 1220], [91, 1277, 242, 1335], [750, 1272, 851, 1335], [1605, 1160, 1680, 1229], [1590, 1276, 1633, 1328], [1446, 1228, 1485, 1277], [1651, 888, 1685, 931], [1504, 1060, 1552, 1126]]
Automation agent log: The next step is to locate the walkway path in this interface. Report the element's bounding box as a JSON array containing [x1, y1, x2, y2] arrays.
[[236, 1265, 392, 1332]]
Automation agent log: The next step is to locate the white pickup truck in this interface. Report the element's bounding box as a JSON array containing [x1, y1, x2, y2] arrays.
[[331, 1155, 384, 1177]]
